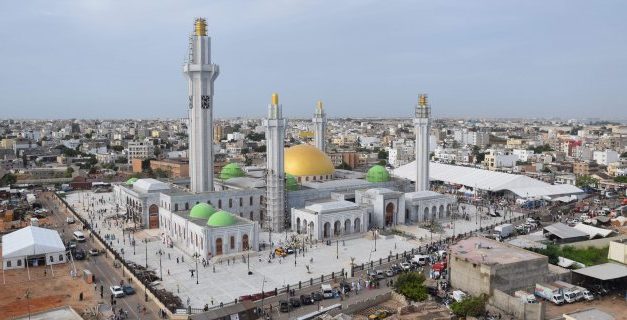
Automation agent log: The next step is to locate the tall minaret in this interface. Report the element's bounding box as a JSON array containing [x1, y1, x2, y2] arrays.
[[263, 93, 287, 232], [312, 100, 326, 152], [414, 94, 431, 191], [184, 18, 219, 193]]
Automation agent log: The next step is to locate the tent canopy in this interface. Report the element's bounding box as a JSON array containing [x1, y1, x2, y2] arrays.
[[573, 263, 627, 281], [2, 226, 66, 258]]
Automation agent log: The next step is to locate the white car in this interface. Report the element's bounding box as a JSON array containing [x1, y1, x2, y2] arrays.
[[110, 285, 125, 298], [66, 217, 75, 224], [400, 262, 411, 271]]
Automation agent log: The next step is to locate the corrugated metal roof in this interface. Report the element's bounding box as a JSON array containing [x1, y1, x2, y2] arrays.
[[543, 222, 588, 239], [573, 263, 627, 281]]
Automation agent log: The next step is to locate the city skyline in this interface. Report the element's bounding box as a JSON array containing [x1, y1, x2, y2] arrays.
[[1, 0, 626, 119]]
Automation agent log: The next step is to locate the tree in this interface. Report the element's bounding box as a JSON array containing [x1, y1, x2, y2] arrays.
[[246, 132, 265, 142], [154, 168, 170, 178], [614, 176, 627, 184], [475, 152, 486, 164], [532, 144, 554, 154], [576, 175, 598, 188], [392, 272, 428, 302], [377, 160, 386, 166], [377, 150, 388, 160], [110, 145, 124, 152], [0, 173, 17, 187], [450, 294, 488, 317], [336, 161, 352, 170], [621, 152, 627, 158], [254, 145, 266, 153], [64, 167, 74, 178]]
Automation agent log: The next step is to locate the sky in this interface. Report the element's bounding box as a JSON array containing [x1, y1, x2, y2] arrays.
[[0, 0, 626, 120]]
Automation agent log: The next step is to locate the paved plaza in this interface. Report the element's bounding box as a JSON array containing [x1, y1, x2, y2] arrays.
[[65, 191, 524, 308]]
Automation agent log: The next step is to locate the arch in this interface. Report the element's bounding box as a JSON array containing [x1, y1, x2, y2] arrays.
[[323, 222, 331, 238], [385, 202, 395, 226], [215, 238, 223, 255], [148, 204, 159, 229], [296, 217, 301, 234], [334, 220, 342, 236], [447, 204, 451, 217], [423, 207, 429, 222], [242, 234, 249, 250], [249, 211, 253, 220], [250, 196, 253, 206], [405, 209, 410, 221], [431, 205, 437, 220], [439, 205, 444, 219], [230, 236, 235, 250], [344, 219, 351, 234], [309, 221, 315, 237], [174, 203, 179, 211], [354, 218, 361, 232], [185, 203, 189, 210], [229, 199, 233, 208], [302, 219, 308, 233]]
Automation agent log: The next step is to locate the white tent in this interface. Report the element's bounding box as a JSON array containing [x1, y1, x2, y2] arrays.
[[573, 223, 614, 239], [392, 161, 583, 198], [2, 226, 66, 270]]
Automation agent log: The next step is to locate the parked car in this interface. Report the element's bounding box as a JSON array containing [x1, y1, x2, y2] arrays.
[[400, 262, 411, 271], [67, 240, 77, 249], [74, 249, 86, 260], [66, 217, 75, 224], [110, 286, 125, 298], [122, 285, 135, 295], [279, 300, 291, 313], [385, 269, 395, 277], [300, 294, 314, 305], [311, 292, 323, 301], [88, 249, 100, 256], [289, 297, 301, 308], [339, 282, 351, 293]]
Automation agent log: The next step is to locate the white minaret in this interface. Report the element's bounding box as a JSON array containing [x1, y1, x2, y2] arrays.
[[184, 18, 219, 193], [263, 93, 287, 232], [312, 100, 326, 152], [413, 94, 431, 191]]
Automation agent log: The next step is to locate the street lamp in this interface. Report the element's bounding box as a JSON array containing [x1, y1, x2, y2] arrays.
[[157, 249, 163, 280], [372, 228, 377, 252]]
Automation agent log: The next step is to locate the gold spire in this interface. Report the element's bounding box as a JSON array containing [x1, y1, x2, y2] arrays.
[[271, 93, 279, 105], [194, 18, 207, 36], [419, 94, 428, 107], [316, 100, 323, 111]]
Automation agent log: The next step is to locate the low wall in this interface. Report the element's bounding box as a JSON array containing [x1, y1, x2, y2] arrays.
[[489, 289, 544, 320], [339, 291, 392, 315], [558, 234, 626, 249]]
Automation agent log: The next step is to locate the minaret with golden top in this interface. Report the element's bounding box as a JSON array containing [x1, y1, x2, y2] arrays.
[[184, 18, 220, 193], [312, 100, 326, 152], [414, 93, 431, 191], [263, 93, 287, 231]]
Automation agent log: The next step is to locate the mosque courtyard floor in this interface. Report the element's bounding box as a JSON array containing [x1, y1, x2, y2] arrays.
[[64, 191, 523, 309]]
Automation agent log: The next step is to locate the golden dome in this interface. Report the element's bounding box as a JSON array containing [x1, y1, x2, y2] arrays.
[[284, 144, 335, 177]]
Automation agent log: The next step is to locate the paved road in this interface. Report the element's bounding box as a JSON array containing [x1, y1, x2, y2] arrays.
[[41, 192, 162, 320]]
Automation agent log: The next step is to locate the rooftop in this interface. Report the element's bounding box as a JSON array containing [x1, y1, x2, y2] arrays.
[[451, 236, 546, 265], [562, 308, 616, 320], [543, 223, 589, 239], [306, 200, 360, 213]]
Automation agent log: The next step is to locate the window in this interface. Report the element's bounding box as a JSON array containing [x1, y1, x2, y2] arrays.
[[175, 204, 179, 211], [229, 199, 233, 208], [185, 203, 189, 210], [250, 211, 253, 220], [218, 200, 222, 208], [50, 256, 54, 262], [239, 198, 243, 206], [6, 261, 11, 267], [59, 255, 64, 261], [17, 259, 21, 266], [250, 196, 253, 206], [230, 236, 235, 249]]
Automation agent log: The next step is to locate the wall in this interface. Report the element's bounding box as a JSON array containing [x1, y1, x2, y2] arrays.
[[561, 234, 626, 250], [489, 289, 544, 320]]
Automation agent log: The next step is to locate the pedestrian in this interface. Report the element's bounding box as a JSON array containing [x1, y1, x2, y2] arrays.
[[177, 257, 179, 264], [168, 269, 170, 276]]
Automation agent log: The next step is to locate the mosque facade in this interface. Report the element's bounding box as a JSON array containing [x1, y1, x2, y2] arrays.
[[113, 18, 455, 259]]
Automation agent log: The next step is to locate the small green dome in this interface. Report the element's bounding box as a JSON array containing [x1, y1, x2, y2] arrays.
[[207, 210, 237, 227], [189, 203, 216, 219], [126, 177, 139, 185], [286, 174, 298, 191], [366, 165, 390, 183], [220, 163, 245, 180]]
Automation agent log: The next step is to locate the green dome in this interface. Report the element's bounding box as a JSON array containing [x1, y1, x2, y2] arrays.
[[207, 210, 237, 227], [220, 163, 245, 180], [366, 165, 390, 183], [189, 203, 216, 219], [126, 177, 139, 185], [286, 174, 298, 191]]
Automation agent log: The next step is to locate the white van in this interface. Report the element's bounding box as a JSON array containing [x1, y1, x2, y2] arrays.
[[73, 231, 86, 242], [412, 254, 430, 266], [321, 284, 334, 299]]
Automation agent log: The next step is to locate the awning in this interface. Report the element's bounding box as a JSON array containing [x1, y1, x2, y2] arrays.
[[573, 263, 627, 281]]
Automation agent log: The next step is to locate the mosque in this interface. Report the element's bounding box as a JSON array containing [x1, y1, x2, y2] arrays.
[[113, 18, 454, 259]]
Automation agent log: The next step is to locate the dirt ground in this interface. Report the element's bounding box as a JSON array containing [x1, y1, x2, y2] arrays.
[[545, 294, 627, 320], [0, 260, 100, 320]]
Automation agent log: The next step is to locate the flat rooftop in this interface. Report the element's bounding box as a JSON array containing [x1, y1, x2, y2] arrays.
[[451, 236, 546, 265]]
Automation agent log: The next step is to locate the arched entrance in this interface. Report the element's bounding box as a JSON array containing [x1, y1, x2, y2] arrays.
[[242, 234, 249, 250], [323, 222, 331, 238], [296, 218, 301, 234], [354, 218, 361, 232], [385, 203, 395, 226], [302, 219, 308, 234], [344, 219, 351, 234], [148, 204, 159, 229], [334, 221, 342, 236], [431, 206, 437, 220], [423, 207, 429, 221], [215, 238, 223, 255], [439, 205, 444, 219]]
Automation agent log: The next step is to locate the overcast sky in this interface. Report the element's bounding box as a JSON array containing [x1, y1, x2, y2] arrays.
[[1, 0, 626, 120]]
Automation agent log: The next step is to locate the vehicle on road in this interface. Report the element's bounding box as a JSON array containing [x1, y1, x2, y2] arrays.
[[385, 269, 395, 277], [279, 300, 291, 313], [514, 290, 537, 304], [399, 262, 411, 271], [110, 286, 125, 298], [122, 285, 135, 295], [66, 217, 75, 224], [289, 297, 301, 308], [311, 292, 323, 301], [300, 294, 313, 305], [89, 249, 100, 256], [67, 239, 77, 249], [321, 284, 334, 299], [74, 249, 86, 260], [73, 231, 86, 242]]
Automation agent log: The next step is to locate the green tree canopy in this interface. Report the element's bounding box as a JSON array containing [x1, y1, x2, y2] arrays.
[[392, 272, 428, 302], [576, 175, 598, 188], [450, 294, 488, 317]]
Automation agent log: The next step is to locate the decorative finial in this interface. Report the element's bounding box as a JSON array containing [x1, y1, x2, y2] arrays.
[[419, 94, 428, 107], [194, 18, 207, 36], [271, 93, 279, 105], [316, 100, 323, 110]]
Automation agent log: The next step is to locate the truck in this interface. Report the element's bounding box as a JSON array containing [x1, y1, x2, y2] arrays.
[[514, 290, 537, 304], [411, 254, 430, 266], [554, 281, 582, 303], [534, 283, 564, 305], [493, 224, 514, 239]]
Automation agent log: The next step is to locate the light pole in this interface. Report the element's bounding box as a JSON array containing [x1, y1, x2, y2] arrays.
[[144, 239, 148, 302], [260, 277, 267, 316], [157, 249, 163, 280], [372, 228, 377, 252]]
